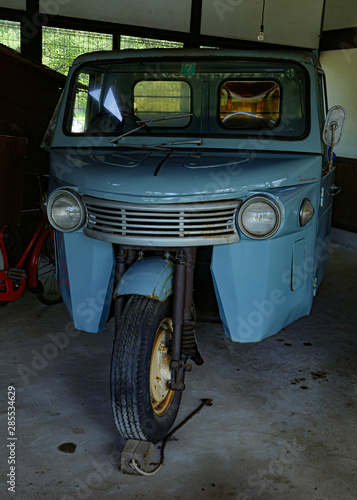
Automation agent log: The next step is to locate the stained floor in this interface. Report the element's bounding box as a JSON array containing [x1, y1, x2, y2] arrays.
[[0, 243, 356, 500]]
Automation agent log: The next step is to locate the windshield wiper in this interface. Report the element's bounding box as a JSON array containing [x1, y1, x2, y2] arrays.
[[112, 143, 172, 151], [152, 140, 202, 147], [110, 113, 193, 144], [112, 140, 202, 152]]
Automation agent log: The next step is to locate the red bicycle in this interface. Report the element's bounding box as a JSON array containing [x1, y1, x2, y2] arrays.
[[0, 206, 61, 306]]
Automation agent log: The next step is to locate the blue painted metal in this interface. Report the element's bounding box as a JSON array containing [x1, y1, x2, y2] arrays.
[[315, 168, 336, 288], [45, 48, 338, 340], [292, 239, 306, 291], [56, 231, 115, 333], [211, 183, 320, 342], [49, 149, 322, 204], [114, 257, 174, 301]]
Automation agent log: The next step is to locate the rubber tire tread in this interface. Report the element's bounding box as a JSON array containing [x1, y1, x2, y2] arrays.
[[111, 295, 182, 443]]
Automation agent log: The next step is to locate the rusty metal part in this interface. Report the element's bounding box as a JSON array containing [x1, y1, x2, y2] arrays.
[[327, 122, 338, 173], [170, 247, 203, 389], [156, 398, 213, 469], [129, 398, 213, 476], [170, 250, 187, 391], [171, 250, 186, 364], [182, 247, 204, 366], [150, 317, 175, 416]]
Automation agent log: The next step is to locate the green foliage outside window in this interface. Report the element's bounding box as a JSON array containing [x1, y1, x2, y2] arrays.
[[0, 20, 21, 52], [0, 21, 184, 76]]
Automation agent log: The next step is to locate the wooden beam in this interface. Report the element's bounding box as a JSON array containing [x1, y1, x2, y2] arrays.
[[1, 6, 313, 53], [21, 0, 42, 63], [0, 7, 22, 22], [186, 0, 203, 48], [320, 28, 357, 51]]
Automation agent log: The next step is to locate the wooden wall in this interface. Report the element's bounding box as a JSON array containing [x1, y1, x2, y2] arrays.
[[332, 158, 357, 233], [0, 44, 66, 212]]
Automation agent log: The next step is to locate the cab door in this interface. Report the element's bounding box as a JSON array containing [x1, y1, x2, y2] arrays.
[[315, 71, 335, 289]]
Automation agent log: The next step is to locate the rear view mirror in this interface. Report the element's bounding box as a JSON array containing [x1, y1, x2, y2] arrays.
[[323, 105, 346, 147]]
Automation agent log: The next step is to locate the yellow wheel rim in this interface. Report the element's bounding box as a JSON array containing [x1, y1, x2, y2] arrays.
[[150, 317, 175, 416]]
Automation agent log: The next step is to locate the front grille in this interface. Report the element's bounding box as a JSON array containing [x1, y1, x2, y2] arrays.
[[82, 196, 240, 247]]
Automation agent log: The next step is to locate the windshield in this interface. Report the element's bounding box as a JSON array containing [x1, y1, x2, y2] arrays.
[[65, 58, 308, 140]]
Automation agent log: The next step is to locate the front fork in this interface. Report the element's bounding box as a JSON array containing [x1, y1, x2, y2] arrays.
[[114, 246, 204, 392], [171, 247, 204, 390]]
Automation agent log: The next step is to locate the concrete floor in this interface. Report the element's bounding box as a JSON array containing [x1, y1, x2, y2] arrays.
[[1, 243, 356, 500]]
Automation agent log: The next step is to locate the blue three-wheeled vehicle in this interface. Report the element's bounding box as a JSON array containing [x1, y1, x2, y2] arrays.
[[43, 48, 345, 442]]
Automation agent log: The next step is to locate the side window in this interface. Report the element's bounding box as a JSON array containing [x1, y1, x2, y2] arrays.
[[69, 71, 125, 134], [219, 80, 281, 129], [133, 81, 191, 127], [71, 74, 90, 133]]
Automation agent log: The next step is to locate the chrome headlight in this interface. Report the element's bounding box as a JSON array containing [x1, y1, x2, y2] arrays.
[[299, 198, 314, 227], [47, 189, 85, 232], [237, 195, 282, 239]]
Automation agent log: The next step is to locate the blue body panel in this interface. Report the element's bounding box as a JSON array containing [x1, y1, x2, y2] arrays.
[[211, 229, 315, 342], [114, 257, 174, 301], [50, 150, 322, 203], [211, 182, 320, 342], [56, 231, 115, 332], [46, 48, 336, 341]]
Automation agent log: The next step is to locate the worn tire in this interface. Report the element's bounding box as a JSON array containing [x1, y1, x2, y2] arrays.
[[111, 295, 182, 443]]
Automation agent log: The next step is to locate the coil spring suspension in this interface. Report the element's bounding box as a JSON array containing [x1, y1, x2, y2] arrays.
[[181, 321, 204, 366]]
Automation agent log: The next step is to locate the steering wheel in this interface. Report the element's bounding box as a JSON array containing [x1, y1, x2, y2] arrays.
[[222, 112, 276, 130]]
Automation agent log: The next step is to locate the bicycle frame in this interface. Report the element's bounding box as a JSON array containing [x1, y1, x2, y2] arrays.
[[0, 210, 51, 301]]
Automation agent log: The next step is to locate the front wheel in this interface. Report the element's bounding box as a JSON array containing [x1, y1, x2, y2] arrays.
[[111, 295, 182, 443]]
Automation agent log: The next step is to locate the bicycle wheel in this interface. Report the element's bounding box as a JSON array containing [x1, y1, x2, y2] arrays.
[[36, 234, 62, 305], [0, 227, 22, 268], [0, 227, 23, 307]]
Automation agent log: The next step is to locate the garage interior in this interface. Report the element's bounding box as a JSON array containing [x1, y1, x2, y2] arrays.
[[0, 1, 356, 499]]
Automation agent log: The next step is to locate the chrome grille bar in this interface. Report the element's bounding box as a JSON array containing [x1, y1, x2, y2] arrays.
[[82, 196, 240, 247]]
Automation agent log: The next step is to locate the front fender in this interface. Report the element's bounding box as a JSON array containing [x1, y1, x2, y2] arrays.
[[114, 257, 174, 302], [56, 231, 115, 333]]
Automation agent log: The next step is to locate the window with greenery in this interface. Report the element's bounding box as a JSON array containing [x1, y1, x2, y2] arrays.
[[0, 20, 20, 52], [220, 81, 281, 129], [42, 27, 113, 75], [120, 36, 183, 50], [134, 81, 191, 127]]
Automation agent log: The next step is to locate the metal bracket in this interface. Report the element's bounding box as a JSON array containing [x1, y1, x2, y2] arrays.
[[320, 187, 324, 208], [170, 360, 192, 391]]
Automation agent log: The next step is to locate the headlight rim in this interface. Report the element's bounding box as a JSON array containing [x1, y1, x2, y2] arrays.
[[237, 194, 282, 240], [299, 198, 315, 227], [47, 188, 86, 233]]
